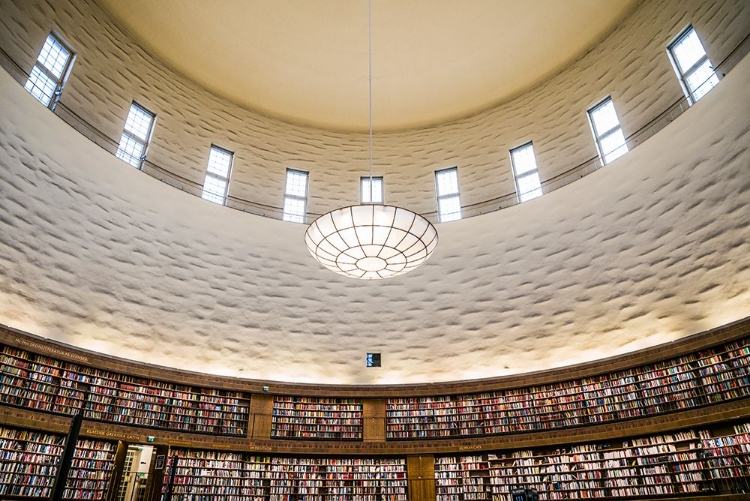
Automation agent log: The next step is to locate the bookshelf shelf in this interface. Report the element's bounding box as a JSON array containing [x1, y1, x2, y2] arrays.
[[387, 337, 750, 440], [0, 426, 116, 500], [271, 396, 364, 440], [435, 424, 750, 500], [164, 448, 407, 500], [0, 345, 249, 437]]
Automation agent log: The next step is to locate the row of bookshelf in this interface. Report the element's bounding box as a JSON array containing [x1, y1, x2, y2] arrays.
[[387, 337, 750, 439], [434, 423, 750, 500], [0, 425, 116, 500], [163, 449, 407, 500], [271, 397, 364, 441], [1, 347, 243, 399], [0, 344, 250, 436]]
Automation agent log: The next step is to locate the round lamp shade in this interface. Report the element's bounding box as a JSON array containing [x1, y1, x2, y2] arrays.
[[305, 205, 438, 279]]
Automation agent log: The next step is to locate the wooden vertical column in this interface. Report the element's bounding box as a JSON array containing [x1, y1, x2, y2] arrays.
[[104, 441, 128, 501], [249, 394, 274, 439], [407, 455, 435, 501], [363, 399, 386, 441]]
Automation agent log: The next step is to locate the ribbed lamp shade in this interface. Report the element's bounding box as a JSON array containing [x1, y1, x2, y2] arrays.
[[305, 205, 438, 279]]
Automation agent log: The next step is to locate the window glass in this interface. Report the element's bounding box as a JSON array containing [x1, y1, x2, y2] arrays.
[[361, 177, 383, 204], [588, 97, 628, 165], [435, 168, 460, 222], [510, 143, 542, 203], [24, 33, 73, 107], [116, 103, 156, 169], [668, 26, 718, 104], [202, 146, 233, 205], [283, 169, 308, 223]]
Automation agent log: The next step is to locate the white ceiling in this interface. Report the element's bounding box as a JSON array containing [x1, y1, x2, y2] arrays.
[[2, 61, 750, 384], [96, 0, 638, 131]]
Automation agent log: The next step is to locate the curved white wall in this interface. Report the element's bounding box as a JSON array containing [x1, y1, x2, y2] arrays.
[[1, 53, 749, 384], [0, 0, 748, 218]]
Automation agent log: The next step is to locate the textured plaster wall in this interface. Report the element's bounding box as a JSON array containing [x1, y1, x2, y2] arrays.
[[0, 0, 748, 218], [0, 54, 749, 384]]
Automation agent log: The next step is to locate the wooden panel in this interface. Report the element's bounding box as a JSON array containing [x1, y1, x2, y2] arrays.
[[363, 399, 386, 441], [250, 394, 273, 439], [407, 455, 435, 501]]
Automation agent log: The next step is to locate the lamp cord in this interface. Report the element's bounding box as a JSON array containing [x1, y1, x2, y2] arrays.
[[368, 0, 373, 202]]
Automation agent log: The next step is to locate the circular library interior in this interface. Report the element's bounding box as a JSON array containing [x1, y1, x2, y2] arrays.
[[0, 0, 750, 500]]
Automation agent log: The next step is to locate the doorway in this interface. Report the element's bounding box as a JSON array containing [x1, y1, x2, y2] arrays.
[[115, 444, 155, 501]]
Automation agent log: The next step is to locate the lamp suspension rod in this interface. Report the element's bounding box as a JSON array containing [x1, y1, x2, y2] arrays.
[[368, 0, 374, 201]]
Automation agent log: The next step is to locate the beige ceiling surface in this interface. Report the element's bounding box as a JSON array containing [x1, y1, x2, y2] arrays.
[[96, 0, 638, 131], [2, 60, 750, 384]]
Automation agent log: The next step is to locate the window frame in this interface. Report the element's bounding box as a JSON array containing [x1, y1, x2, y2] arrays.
[[434, 167, 461, 222], [201, 145, 234, 205], [283, 168, 309, 223], [25, 31, 76, 110], [510, 141, 543, 203], [115, 101, 156, 170], [587, 96, 628, 165], [667, 25, 718, 105], [360, 176, 384, 204]]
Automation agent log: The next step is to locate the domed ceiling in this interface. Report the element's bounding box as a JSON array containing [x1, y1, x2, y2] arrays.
[[96, 0, 638, 131]]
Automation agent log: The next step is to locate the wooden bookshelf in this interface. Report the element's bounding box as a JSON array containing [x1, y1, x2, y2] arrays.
[[0, 425, 116, 500], [271, 396, 364, 440], [0, 344, 249, 437], [434, 424, 750, 500], [387, 336, 750, 440], [0, 426, 64, 498], [164, 449, 407, 500], [63, 438, 117, 500]]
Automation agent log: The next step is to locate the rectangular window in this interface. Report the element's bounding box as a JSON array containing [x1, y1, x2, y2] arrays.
[[24, 32, 75, 109], [667, 25, 719, 104], [510, 142, 542, 203], [360, 176, 383, 204], [435, 167, 461, 222], [588, 97, 628, 165], [283, 169, 309, 223], [115, 102, 156, 169], [201, 146, 234, 205]]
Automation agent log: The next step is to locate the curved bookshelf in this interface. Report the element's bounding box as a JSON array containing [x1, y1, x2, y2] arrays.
[[2, 320, 750, 445]]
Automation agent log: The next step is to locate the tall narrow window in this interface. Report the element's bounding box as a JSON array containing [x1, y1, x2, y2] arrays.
[[667, 26, 719, 104], [283, 169, 309, 223], [510, 142, 542, 203], [115, 102, 156, 169], [24, 32, 75, 109], [361, 176, 383, 204], [588, 97, 628, 165], [201, 146, 234, 205], [435, 167, 461, 222]]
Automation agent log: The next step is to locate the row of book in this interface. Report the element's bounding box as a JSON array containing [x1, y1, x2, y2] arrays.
[[0, 425, 116, 500], [387, 337, 750, 439], [1, 344, 249, 436], [434, 423, 750, 500], [164, 449, 407, 500], [271, 396, 364, 440]]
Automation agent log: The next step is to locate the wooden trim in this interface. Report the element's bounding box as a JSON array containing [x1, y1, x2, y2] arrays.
[[407, 455, 436, 501], [363, 399, 386, 442], [249, 394, 273, 439]]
